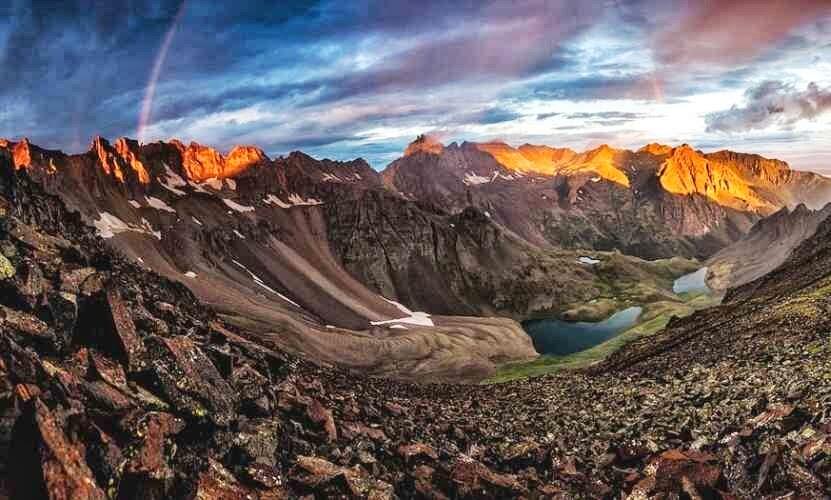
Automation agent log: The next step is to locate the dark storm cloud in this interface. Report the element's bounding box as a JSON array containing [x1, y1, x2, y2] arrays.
[[0, 0, 321, 149], [706, 81, 831, 133]]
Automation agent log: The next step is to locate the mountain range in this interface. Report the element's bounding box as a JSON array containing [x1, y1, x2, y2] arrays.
[[1, 134, 830, 497], [2, 135, 830, 383]]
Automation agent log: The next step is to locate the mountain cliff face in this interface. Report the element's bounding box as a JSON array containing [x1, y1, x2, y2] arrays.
[[384, 138, 831, 259], [1, 140, 830, 498]]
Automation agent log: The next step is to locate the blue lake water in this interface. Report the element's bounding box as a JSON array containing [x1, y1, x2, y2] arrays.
[[522, 306, 644, 356], [673, 267, 710, 294]]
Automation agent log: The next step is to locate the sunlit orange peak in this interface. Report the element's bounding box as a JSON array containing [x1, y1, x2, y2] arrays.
[[404, 134, 444, 156], [177, 141, 267, 181]]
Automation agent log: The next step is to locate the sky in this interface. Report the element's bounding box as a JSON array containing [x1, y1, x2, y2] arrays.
[[1, 0, 831, 173]]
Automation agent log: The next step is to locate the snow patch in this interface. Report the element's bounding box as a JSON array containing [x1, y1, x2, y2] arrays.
[[160, 162, 188, 195], [203, 178, 223, 190], [321, 173, 342, 182], [93, 212, 131, 238], [128, 200, 142, 209], [192, 216, 203, 226], [389, 324, 408, 330], [184, 271, 197, 278], [590, 176, 602, 183], [578, 256, 601, 265], [463, 172, 491, 186], [140, 218, 162, 240], [484, 211, 491, 218], [93, 212, 161, 240], [287, 193, 322, 206], [263, 194, 292, 208], [371, 298, 434, 327], [233, 230, 246, 239], [147, 196, 176, 213], [223, 198, 255, 213]]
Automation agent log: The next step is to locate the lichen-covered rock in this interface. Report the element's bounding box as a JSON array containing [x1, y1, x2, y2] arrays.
[[0, 253, 13, 279], [144, 336, 236, 425], [118, 412, 184, 499]]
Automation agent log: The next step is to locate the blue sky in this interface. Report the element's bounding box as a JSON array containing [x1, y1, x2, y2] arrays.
[[1, 0, 830, 172]]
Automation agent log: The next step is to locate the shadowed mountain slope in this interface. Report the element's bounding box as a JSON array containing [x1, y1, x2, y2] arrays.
[[707, 203, 831, 291]]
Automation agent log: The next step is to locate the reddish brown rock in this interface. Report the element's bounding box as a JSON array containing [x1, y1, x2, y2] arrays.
[[306, 398, 338, 443], [450, 460, 527, 497], [630, 449, 723, 498], [277, 385, 338, 443], [341, 421, 387, 442], [118, 412, 184, 499], [398, 443, 439, 464], [193, 459, 267, 499], [75, 286, 144, 371], [88, 350, 128, 390], [8, 399, 106, 499], [291, 456, 393, 499]]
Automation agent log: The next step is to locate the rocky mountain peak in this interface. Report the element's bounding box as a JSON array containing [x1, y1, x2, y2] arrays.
[[177, 141, 267, 181], [11, 137, 33, 169], [639, 143, 674, 156], [404, 134, 444, 156], [89, 136, 127, 182], [113, 137, 151, 184]]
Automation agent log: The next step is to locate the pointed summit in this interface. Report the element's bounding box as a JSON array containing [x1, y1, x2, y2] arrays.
[[639, 143, 673, 156], [404, 134, 444, 156], [12, 137, 34, 169], [180, 142, 267, 181]]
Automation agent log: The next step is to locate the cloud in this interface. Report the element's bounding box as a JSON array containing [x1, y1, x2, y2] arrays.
[[530, 74, 661, 101], [536, 112, 560, 120], [478, 107, 522, 124], [651, 0, 831, 67], [706, 81, 831, 133], [566, 111, 645, 121]]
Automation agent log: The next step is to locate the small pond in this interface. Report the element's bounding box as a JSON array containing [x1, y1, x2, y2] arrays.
[[522, 306, 643, 356], [673, 267, 710, 294]]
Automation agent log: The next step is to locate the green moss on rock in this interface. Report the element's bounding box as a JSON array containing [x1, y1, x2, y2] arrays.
[[0, 254, 14, 279]]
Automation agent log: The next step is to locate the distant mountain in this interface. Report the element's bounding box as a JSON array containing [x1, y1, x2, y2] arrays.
[[383, 138, 831, 259], [707, 203, 831, 291]]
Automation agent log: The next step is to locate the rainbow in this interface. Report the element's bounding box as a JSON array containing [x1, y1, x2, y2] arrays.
[[137, 0, 188, 143]]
